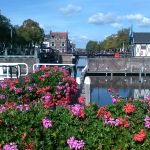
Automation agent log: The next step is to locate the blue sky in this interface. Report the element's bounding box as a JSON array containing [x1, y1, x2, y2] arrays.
[[1, 0, 150, 48]]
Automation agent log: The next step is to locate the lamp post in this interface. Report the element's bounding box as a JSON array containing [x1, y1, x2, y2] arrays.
[[10, 26, 12, 49]]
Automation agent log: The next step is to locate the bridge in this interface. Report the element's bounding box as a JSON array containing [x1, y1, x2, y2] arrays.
[[68, 51, 132, 58]]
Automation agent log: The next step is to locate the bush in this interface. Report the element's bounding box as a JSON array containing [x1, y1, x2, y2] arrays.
[[1, 67, 150, 149], [0, 66, 78, 106], [1, 99, 150, 149]]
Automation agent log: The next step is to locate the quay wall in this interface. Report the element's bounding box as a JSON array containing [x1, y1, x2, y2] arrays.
[[88, 57, 150, 73], [0, 54, 74, 74], [0, 56, 39, 73], [60, 54, 74, 64]]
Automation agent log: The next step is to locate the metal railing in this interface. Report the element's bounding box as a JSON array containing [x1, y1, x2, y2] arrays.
[[0, 63, 28, 80]]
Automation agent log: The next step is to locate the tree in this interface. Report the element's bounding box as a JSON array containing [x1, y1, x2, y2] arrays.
[[17, 19, 44, 49], [0, 13, 12, 52], [86, 28, 130, 52], [116, 28, 129, 50], [86, 40, 98, 53]]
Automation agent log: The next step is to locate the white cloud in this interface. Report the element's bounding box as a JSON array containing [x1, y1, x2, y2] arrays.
[[59, 4, 82, 15], [125, 14, 150, 27], [111, 23, 122, 28], [88, 13, 118, 25], [89, 12, 150, 28]]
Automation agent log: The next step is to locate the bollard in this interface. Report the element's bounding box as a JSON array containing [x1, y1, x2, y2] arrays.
[[84, 76, 91, 105]]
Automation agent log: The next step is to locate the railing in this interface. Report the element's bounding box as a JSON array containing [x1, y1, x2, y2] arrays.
[[0, 63, 28, 80]]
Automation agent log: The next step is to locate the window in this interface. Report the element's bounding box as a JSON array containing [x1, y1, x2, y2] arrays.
[[51, 42, 54, 46], [62, 42, 65, 47], [141, 45, 146, 49]]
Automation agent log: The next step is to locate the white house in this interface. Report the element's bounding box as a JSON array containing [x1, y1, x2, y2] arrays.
[[130, 32, 150, 57]]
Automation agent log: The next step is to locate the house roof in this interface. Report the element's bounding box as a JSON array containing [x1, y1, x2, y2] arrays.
[[50, 32, 68, 39], [133, 32, 150, 44]]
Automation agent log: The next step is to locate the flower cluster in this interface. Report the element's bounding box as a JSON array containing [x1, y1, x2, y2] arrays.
[[42, 117, 53, 128], [4, 101, 16, 109], [67, 137, 85, 150], [0, 94, 6, 100], [123, 103, 136, 114], [96, 107, 111, 119], [25, 86, 34, 92], [0, 67, 78, 110], [133, 129, 146, 142], [78, 96, 85, 104], [144, 115, 150, 128], [97, 106, 129, 128], [0, 82, 7, 89], [3, 142, 18, 150], [16, 104, 30, 111], [104, 117, 129, 128], [111, 96, 119, 104], [116, 117, 129, 128], [144, 95, 150, 101], [42, 92, 52, 101], [70, 104, 85, 119], [0, 105, 7, 113]]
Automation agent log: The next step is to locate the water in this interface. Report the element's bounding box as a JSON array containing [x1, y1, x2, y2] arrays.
[[76, 56, 150, 106], [90, 76, 150, 106]]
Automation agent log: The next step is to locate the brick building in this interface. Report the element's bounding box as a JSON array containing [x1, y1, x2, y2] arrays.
[[43, 31, 74, 53]]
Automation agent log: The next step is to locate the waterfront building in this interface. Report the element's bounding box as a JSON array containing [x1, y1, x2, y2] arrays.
[[43, 31, 74, 53], [130, 32, 150, 57]]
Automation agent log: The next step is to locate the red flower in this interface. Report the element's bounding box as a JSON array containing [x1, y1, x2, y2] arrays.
[[4, 101, 16, 108], [78, 96, 85, 104], [123, 103, 136, 114], [79, 108, 86, 119], [133, 129, 146, 142], [117, 117, 129, 128], [43, 100, 54, 108], [97, 107, 106, 117], [36, 86, 51, 95], [97, 107, 111, 119]]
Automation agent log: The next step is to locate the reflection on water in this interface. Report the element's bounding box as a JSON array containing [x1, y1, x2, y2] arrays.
[[90, 76, 150, 106]]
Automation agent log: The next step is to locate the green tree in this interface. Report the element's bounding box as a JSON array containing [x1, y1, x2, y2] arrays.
[[96, 28, 130, 52], [86, 40, 98, 53], [0, 13, 12, 52], [17, 19, 44, 48], [116, 28, 129, 50]]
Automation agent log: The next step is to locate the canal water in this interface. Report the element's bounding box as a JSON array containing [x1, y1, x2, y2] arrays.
[[76, 57, 150, 106]]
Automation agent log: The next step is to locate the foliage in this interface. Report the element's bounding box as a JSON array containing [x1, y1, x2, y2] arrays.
[[86, 41, 98, 53], [1, 96, 150, 149], [0, 66, 78, 106], [0, 12, 45, 54], [0, 69, 150, 149], [0, 13, 12, 52], [86, 28, 130, 53], [17, 19, 44, 48]]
